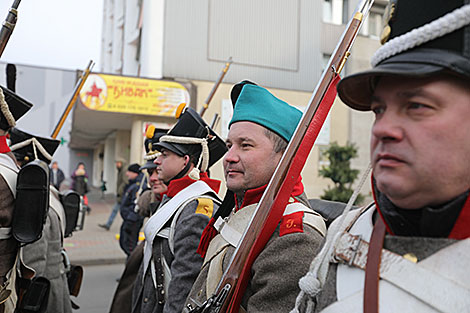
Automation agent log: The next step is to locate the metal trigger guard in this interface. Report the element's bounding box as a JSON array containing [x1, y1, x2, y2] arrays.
[[188, 284, 231, 313]]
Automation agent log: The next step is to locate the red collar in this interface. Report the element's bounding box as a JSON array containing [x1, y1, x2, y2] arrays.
[[0, 136, 10, 153], [235, 175, 305, 210], [448, 195, 470, 239], [166, 172, 221, 198]]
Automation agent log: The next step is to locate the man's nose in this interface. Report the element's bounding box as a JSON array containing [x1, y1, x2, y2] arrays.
[[223, 146, 239, 163], [371, 112, 404, 142]]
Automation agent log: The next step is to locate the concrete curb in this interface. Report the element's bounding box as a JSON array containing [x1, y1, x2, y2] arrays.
[[71, 257, 127, 266]]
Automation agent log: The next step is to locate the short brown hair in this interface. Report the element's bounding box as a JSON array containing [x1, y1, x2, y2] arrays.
[[264, 128, 288, 154]]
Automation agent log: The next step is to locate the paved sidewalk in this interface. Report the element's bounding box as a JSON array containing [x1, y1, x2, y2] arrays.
[[64, 189, 128, 266]]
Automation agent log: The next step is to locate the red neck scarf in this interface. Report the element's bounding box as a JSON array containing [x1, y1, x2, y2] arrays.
[[0, 136, 10, 153], [197, 175, 305, 258], [166, 172, 221, 198]]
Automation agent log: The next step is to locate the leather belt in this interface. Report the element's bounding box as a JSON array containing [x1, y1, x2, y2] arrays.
[[364, 217, 386, 313], [155, 241, 165, 311]]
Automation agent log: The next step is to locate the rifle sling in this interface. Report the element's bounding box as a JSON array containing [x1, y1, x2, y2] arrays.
[[364, 217, 386, 313]]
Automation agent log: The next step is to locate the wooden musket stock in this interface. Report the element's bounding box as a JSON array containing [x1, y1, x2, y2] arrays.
[[51, 60, 94, 139], [193, 1, 374, 312]]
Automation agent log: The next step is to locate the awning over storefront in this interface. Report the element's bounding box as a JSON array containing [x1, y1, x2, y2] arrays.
[[69, 73, 196, 149]]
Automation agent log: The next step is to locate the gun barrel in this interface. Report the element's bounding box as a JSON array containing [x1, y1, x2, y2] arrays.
[[0, 0, 21, 58], [199, 57, 233, 117], [51, 60, 94, 139]]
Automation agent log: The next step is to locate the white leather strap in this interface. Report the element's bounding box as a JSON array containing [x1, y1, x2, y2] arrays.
[[156, 227, 170, 239], [334, 231, 470, 313], [213, 202, 326, 248], [214, 216, 242, 247], [142, 180, 215, 284]]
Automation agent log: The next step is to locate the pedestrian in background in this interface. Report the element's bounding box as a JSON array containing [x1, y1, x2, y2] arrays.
[[100, 158, 128, 230], [50, 160, 65, 190], [119, 163, 144, 256], [71, 162, 89, 195], [71, 162, 90, 213]]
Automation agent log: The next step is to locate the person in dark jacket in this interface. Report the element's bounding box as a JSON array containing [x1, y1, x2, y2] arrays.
[[71, 162, 89, 196], [119, 163, 144, 256], [50, 161, 65, 190]]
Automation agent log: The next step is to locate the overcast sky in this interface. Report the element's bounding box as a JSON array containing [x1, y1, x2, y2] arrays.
[[0, 0, 104, 70]]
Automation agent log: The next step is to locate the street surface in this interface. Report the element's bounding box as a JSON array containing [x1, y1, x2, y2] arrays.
[[75, 263, 125, 313]]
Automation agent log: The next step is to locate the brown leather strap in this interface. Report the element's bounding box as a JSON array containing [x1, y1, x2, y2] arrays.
[[364, 217, 386, 313]]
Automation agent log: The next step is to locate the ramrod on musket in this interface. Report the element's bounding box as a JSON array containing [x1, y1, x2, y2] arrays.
[[51, 60, 94, 139], [0, 0, 21, 58]]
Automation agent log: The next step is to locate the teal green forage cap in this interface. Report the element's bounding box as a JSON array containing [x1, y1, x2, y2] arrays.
[[229, 84, 302, 142]]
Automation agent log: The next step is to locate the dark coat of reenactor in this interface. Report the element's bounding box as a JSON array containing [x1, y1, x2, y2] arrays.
[[293, 0, 470, 312]]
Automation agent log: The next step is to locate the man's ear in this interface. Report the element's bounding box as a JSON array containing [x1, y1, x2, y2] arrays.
[[183, 155, 191, 166]]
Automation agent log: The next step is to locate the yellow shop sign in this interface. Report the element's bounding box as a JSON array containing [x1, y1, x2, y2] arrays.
[[79, 73, 190, 116]]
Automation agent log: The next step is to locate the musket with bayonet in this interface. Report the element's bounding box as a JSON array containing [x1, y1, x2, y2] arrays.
[[0, 0, 21, 58], [199, 57, 233, 117], [189, 1, 374, 312], [51, 60, 94, 139]]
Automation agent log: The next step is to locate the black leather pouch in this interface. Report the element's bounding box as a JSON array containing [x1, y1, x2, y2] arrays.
[[16, 276, 50, 313], [67, 265, 83, 297], [60, 190, 81, 237], [12, 159, 50, 244]]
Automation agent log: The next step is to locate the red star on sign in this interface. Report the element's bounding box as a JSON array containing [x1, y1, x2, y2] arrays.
[[86, 82, 102, 98]]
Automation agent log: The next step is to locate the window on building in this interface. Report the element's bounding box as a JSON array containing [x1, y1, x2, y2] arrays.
[[360, 11, 383, 38], [323, 0, 349, 25], [323, 0, 333, 23]]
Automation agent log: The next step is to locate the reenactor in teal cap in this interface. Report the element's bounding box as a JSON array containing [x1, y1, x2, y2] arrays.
[[184, 81, 328, 313], [293, 1, 470, 312]]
